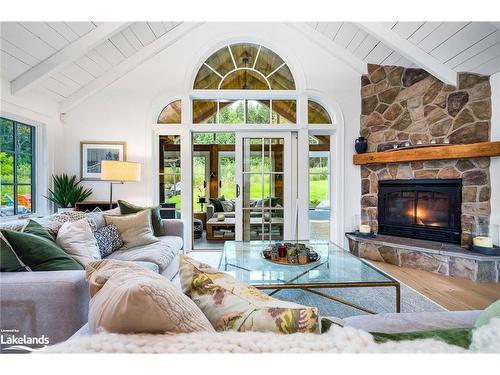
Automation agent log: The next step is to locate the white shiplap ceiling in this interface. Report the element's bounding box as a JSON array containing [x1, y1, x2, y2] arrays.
[[1, 22, 181, 102], [1, 22, 499, 113], [308, 22, 500, 76]]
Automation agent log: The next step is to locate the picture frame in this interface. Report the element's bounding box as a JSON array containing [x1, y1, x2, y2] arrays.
[[80, 141, 127, 180]]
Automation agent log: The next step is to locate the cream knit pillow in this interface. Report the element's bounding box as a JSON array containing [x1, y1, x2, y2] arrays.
[[104, 209, 158, 249], [86, 259, 214, 334]]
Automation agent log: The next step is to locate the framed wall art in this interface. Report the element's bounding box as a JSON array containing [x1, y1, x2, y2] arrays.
[[80, 141, 127, 180]]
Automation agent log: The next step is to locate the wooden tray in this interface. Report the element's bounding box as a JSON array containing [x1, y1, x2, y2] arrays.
[[260, 252, 320, 266]]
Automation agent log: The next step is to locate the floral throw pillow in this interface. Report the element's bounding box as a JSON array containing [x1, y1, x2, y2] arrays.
[[179, 255, 319, 334], [94, 224, 123, 258]]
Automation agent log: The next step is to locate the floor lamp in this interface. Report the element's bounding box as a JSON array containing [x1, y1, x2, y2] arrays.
[[101, 160, 141, 209]]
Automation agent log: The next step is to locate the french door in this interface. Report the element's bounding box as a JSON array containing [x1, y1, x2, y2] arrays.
[[235, 132, 292, 241]]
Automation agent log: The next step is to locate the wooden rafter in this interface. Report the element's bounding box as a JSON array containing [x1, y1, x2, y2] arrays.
[[11, 22, 131, 95], [355, 22, 457, 85]]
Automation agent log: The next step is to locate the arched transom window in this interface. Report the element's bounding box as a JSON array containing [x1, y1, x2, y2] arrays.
[[193, 43, 296, 90]]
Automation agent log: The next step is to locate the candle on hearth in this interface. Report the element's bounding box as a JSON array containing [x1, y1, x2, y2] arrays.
[[473, 236, 493, 248], [359, 224, 371, 234]]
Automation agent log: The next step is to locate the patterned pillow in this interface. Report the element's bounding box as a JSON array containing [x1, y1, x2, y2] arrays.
[[179, 256, 319, 334], [221, 200, 234, 212], [94, 224, 123, 258]]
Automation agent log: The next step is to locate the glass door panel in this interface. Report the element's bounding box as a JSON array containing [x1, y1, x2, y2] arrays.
[[218, 152, 236, 200], [236, 133, 290, 241], [159, 136, 181, 219]]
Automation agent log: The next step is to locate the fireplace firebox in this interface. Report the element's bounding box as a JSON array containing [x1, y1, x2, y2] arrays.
[[377, 179, 462, 244]]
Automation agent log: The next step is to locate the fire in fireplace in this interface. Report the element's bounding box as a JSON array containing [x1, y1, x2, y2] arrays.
[[377, 179, 462, 244]]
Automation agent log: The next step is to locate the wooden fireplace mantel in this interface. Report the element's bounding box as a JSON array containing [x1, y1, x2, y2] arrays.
[[353, 141, 500, 165]]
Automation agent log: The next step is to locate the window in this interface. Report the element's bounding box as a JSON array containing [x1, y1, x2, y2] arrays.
[[192, 99, 296, 124], [308, 100, 332, 124], [193, 43, 295, 90], [157, 100, 181, 124], [1, 117, 36, 216]]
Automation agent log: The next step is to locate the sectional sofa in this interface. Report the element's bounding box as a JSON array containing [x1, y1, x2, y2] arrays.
[[0, 214, 184, 345]]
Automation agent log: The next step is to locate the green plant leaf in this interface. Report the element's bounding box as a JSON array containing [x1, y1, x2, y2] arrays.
[[43, 174, 93, 208]]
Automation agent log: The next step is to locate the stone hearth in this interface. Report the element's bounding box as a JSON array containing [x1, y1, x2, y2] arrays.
[[347, 233, 500, 282], [360, 64, 492, 246]]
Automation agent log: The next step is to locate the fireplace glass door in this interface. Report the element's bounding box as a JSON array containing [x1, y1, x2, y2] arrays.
[[378, 179, 461, 243]]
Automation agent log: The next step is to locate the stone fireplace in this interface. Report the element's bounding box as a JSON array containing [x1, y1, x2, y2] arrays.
[[359, 64, 492, 247], [347, 64, 499, 282]]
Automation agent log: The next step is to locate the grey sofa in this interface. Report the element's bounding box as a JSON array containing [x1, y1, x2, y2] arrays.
[[0, 218, 184, 346]]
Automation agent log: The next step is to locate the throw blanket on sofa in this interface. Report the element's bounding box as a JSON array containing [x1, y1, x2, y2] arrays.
[[45, 319, 500, 353]]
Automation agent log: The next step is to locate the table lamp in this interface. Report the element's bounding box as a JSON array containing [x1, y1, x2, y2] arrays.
[[101, 160, 141, 209]]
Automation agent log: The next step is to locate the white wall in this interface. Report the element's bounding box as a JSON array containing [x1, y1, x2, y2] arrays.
[[0, 76, 64, 216], [61, 22, 362, 239], [490, 72, 500, 226]]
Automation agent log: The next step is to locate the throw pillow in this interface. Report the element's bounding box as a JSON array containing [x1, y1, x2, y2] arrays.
[[118, 200, 165, 237], [104, 209, 158, 249], [475, 300, 500, 328], [0, 229, 83, 271], [371, 328, 473, 349], [56, 219, 101, 266], [209, 196, 225, 213], [179, 255, 319, 334], [94, 224, 123, 258], [1, 232, 29, 272], [22, 219, 55, 242], [221, 200, 234, 213], [86, 259, 215, 334]]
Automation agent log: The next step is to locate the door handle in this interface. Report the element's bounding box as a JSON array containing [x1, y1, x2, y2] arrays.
[[219, 180, 222, 188], [236, 184, 240, 197]]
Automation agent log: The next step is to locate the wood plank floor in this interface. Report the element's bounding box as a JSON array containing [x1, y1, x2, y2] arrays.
[[369, 261, 500, 311]]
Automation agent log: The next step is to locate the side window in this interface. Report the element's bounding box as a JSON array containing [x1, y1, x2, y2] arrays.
[[1, 118, 36, 216]]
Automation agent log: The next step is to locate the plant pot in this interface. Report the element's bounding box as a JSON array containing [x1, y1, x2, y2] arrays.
[[57, 207, 75, 213], [355, 137, 368, 154]]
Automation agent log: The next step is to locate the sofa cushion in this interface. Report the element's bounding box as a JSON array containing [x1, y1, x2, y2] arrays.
[[106, 235, 182, 274], [343, 310, 482, 333], [179, 255, 319, 334], [104, 209, 158, 249], [118, 200, 165, 237], [86, 259, 214, 334], [56, 219, 101, 267], [1, 229, 83, 271]]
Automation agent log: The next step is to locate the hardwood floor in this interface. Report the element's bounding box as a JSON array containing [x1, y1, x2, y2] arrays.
[[369, 261, 500, 311]]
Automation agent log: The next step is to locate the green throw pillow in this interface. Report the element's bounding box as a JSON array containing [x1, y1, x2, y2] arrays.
[[22, 219, 54, 242], [118, 200, 165, 237], [1, 234, 28, 272], [371, 328, 473, 349], [0, 230, 84, 271], [475, 300, 500, 328]]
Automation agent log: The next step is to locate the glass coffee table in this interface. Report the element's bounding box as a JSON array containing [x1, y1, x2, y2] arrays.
[[218, 241, 401, 314]]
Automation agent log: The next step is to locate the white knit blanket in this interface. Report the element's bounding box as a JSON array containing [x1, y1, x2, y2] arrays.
[[46, 318, 500, 353]]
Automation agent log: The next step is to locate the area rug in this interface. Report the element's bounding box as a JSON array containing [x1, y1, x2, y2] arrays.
[[182, 251, 446, 318]]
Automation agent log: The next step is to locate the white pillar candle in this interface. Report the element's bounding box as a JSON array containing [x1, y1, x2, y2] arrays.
[[473, 236, 493, 248], [359, 224, 371, 234]]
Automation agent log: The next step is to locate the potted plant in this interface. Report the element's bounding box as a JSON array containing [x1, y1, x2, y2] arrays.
[[45, 174, 93, 212]]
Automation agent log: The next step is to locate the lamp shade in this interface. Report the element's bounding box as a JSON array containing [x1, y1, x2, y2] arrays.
[[100, 160, 141, 182]]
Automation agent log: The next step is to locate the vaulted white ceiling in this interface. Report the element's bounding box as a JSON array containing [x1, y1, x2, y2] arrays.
[[1, 21, 499, 113], [308, 22, 500, 76]]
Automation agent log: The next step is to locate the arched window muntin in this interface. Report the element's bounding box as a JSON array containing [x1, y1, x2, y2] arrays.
[[193, 43, 296, 91]]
